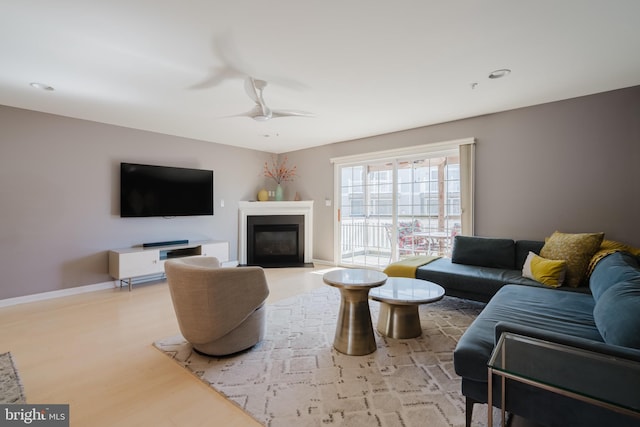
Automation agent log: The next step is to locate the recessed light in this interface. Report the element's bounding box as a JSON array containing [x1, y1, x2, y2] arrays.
[[29, 82, 55, 91], [488, 69, 511, 79]]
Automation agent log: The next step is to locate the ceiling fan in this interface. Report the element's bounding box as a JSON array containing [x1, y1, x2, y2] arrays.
[[234, 77, 314, 121]]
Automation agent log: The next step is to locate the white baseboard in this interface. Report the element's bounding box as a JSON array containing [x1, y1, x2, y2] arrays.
[[311, 258, 335, 267], [0, 280, 118, 308], [0, 259, 321, 308]]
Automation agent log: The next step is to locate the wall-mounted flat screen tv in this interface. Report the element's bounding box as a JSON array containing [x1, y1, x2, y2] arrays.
[[120, 163, 214, 217]]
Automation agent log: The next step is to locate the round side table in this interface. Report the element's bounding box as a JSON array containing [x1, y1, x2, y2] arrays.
[[323, 269, 387, 355], [369, 277, 445, 339]]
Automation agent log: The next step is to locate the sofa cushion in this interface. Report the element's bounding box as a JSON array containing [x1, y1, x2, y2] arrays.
[[514, 240, 545, 270], [540, 231, 604, 287], [522, 251, 566, 288], [454, 285, 601, 382], [589, 251, 640, 301], [417, 257, 589, 302], [451, 236, 516, 269], [416, 258, 536, 302], [593, 280, 640, 349]]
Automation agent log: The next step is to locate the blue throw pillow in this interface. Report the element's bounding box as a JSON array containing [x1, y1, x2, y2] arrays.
[[451, 236, 516, 269], [593, 280, 640, 349], [589, 252, 640, 302]]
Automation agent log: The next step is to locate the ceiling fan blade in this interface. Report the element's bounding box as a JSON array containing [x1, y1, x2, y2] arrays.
[[244, 77, 273, 119], [189, 66, 244, 90], [244, 77, 270, 102], [216, 105, 261, 119], [219, 107, 312, 121], [271, 109, 315, 119], [244, 77, 260, 103], [212, 33, 256, 77], [225, 76, 313, 121], [218, 105, 274, 121]]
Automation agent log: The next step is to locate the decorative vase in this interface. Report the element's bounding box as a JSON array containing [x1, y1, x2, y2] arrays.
[[275, 184, 284, 201], [257, 189, 268, 201]]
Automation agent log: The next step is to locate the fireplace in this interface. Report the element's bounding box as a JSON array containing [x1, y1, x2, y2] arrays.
[[247, 215, 304, 267], [238, 201, 314, 266]]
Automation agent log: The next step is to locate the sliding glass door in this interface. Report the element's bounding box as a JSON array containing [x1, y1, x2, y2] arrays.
[[334, 141, 473, 269], [339, 161, 394, 268]]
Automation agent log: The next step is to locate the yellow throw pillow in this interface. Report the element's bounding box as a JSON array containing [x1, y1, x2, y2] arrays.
[[587, 239, 640, 276], [540, 231, 604, 287], [522, 251, 567, 288]]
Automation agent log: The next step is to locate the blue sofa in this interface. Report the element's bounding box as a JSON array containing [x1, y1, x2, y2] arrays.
[[416, 236, 590, 302], [437, 237, 640, 426]]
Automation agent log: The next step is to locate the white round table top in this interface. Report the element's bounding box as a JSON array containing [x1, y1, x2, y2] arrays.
[[369, 277, 445, 305], [322, 268, 387, 290]]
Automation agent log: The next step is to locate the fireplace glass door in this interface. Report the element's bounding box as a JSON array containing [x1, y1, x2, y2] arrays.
[[247, 215, 305, 267]]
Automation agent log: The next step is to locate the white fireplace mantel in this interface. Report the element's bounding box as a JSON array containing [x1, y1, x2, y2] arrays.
[[238, 201, 314, 265]]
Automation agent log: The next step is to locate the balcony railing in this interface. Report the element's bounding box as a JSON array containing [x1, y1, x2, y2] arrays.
[[340, 217, 459, 267]]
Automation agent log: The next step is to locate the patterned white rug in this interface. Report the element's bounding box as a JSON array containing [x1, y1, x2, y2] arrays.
[[0, 352, 26, 404], [154, 286, 496, 427]]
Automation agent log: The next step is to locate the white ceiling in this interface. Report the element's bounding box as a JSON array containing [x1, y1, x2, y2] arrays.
[[1, 1, 639, 153]]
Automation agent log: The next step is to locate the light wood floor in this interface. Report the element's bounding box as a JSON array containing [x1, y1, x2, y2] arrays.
[[0, 266, 332, 427]]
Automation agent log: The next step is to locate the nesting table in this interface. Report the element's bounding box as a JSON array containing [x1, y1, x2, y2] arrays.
[[369, 277, 445, 339], [488, 332, 640, 426], [322, 268, 387, 355]]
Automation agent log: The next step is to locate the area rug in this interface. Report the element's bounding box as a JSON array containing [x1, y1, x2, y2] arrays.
[[0, 352, 26, 404], [154, 286, 492, 427]]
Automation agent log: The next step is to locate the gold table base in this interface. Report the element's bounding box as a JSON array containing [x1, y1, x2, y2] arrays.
[[334, 288, 378, 355], [376, 303, 422, 339]]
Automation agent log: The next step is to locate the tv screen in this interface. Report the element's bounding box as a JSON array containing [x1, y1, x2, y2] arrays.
[[120, 163, 214, 217]]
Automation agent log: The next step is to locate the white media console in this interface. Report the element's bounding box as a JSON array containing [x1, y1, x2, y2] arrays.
[[108, 240, 229, 291]]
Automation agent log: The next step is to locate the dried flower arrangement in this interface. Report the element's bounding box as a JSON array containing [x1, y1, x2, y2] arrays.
[[263, 155, 297, 184]]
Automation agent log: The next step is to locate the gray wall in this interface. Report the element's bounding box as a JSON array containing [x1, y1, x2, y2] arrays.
[[285, 86, 640, 262], [1, 85, 638, 300], [0, 106, 274, 300]]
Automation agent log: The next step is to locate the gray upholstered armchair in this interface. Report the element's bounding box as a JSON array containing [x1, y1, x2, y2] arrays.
[[164, 257, 269, 356]]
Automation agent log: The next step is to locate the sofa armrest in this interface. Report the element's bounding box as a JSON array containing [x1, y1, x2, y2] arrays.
[[494, 321, 640, 363]]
